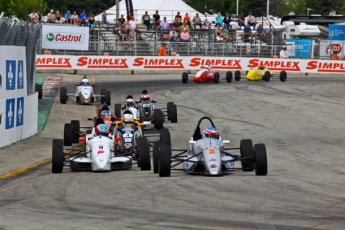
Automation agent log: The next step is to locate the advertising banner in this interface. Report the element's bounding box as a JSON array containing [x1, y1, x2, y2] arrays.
[[286, 40, 312, 59], [42, 25, 89, 51], [328, 25, 345, 40], [36, 55, 345, 73]]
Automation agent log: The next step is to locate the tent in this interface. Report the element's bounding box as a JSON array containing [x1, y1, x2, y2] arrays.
[[95, 0, 204, 23]]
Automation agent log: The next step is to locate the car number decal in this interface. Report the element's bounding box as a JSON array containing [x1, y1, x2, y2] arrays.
[[125, 138, 132, 142], [209, 148, 215, 154]]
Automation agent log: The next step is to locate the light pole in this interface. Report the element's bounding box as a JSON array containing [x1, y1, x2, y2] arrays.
[[307, 8, 313, 16], [116, 0, 119, 22], [267, 0, 270, 17]]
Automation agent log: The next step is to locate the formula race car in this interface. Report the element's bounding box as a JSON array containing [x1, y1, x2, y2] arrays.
[[52, 117, 154, 173], [59, 76, 111, 105], [153, 116, 268, 177], [243, 65, 287, 82], [182, 65, 233, 83]]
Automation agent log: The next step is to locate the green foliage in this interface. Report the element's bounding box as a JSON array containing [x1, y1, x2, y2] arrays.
[[284, 0, 307, 15], [0, 0, 47, 20], [305, 0, 344, 16]]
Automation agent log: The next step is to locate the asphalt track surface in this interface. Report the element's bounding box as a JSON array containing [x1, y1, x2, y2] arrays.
[[0, 74, 344, 229]]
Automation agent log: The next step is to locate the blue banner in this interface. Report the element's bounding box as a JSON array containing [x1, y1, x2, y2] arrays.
[[286, 39, 312, 59], [328, 25, 345, 40]]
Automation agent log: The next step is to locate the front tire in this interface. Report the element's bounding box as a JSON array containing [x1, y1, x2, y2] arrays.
[[280, 71, 287, 82], [235, 71, 241, 81], [71, 120, 80, 143], [214, 72, 220, 83], [254, 144, 268, 175], [160, 128, 171, 146], [158, 145, 172, 177], [226, 71, 233, 82], [137, 137, 151, 171], [153, 141, 163, 173], [240, 139, 254, 171], [170, 104, 177, 123], [154, 109, 163, 130], [63, 123, 73, 146], [182, 72, 188, 83], [264, 71, 271, 81], [52, 139, 64, 173], [60, 87, 67, 104]]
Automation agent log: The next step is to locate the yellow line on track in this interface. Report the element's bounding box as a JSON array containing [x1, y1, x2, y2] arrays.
[[0, 145, 85, 179]]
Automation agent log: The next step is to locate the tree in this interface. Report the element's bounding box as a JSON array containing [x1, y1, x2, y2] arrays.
[[0, 0, 47, 20], [305, 0, 345, 16], [284, 0, 307, 15]]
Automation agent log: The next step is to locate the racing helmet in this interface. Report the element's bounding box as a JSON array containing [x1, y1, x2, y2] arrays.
[[141, 93, 150, 101], [122, 113, 134, 124], [204, 65, 209, 70], [101, 105, 109, 111], [142, 89, 148, 94], [95, 124, 110, 137], [126, 95, 133, 99], [126, 98, 135, 107], [101, 110, 111, 121], [81, 78, 89, 85], [258, 65, 264, 70], [203, 126, 219, 139]]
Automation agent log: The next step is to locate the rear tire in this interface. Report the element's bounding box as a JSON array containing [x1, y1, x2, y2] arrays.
[[226, 71, 233, 82], [100, 88, 106, 104], [240, 139, 254, 171], [214, 72, 220, 83], [264, 71, 271, 81], [254, 144, 268, 176], [153, 141, 163, 173], [114, 104, 122, 118], [158, 145, 172, 177], [160, 128, 171, 146], [105, 90, 111, 105], [71, 120, 80, 143], [170, 104, 177, 123], [235, 71, 241, 81], [63, 123, 73, 146], [280, 71, 287, 82], [154, 109, 163, 130], [35, 84, 43, 99], [138, 137, 151, 171], [52, 139, 64, 173], [167, 102, 174, 119], [60, 87, 67, 104], [182, 72, 188, 83]]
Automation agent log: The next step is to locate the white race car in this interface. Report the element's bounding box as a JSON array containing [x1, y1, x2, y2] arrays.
[[153, 116, 268, 177]]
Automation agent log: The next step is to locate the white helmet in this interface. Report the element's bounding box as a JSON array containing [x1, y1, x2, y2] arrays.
[[126, 98, 135, 107], [204, 65, 210, 69], [81, 78, 89, 85], [122, 113, 134, 124]]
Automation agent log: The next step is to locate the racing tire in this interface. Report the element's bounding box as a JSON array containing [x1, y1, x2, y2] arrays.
[[280, 71, 287, 82], [71, 120, 80, 143], [63, 123, 73, 146], [60, 87, 67, 104], [158, 145, 172, 177], [170, 104, 177, 123], [114, 104, 122, 118], [35, 84, 43, 99], [264, 71, 271, 81], [154, 109, 163, 130], [235, 71, 241, 81], [214, 72, 220, 83], [100, 88, 106, 104], [105, 90, 111, 105], [160, 128, 171, 146], [153, 141, 163, 173], [52, 139, 64, 173], [254, 144, 268, 176], [167, 102, 174, 119], [246, 70, 249, 76], [240, 139, 254, 171], [226, 71, 233, 82], [137, 137, 151, 171], [182, 72, 188, 83]]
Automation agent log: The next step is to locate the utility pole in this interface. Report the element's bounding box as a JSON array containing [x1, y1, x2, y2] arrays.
[[116, 0, 119, 22]]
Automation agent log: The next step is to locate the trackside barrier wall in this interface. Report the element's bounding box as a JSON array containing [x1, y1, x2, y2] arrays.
[[36, 55, 345, 73], [0, 46, 38, 148]]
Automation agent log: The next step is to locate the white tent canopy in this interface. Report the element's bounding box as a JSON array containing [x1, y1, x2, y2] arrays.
[[95, 0, 203, 23]]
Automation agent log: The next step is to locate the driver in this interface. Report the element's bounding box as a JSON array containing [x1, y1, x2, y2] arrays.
[[258, 65, 264, 70], [204, 65, 213, 71], [75, 76, 91, 97], [203, 126, 219, 139], [95, 123, 111, 137], [114, 112, 142, 137]]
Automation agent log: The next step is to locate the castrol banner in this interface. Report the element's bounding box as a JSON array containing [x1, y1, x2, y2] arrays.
[[42, 25, 89, 50], [36, 55, 345, 73]]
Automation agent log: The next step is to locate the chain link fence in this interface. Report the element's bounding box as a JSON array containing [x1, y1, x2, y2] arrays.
[[0, 16, 41, 95]]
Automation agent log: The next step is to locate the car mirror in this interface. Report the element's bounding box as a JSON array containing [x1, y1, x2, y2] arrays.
[[152, 100, 157, 103], [223, 140, 230, 144], [87, 118, 93, 120]]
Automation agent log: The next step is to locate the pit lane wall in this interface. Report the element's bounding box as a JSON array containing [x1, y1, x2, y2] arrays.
[[36, 55, 345, 74], [0, 46, 38, 148]]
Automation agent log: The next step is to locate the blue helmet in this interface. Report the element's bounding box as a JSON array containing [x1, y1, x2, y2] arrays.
[[95, 124, 110, 137], [203, 126, 219, 139]]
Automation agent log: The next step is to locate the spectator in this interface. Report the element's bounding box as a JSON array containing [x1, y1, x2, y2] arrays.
[[142, 11, 151, 30], [37, 10, 43, 23], [247, 12, 257, 29], [181, 20, 190, 32], [242, 23, 252, 41], [238, 13, 245, 27], [101, 10, 113, 28], [118, 15, 125, 24], [223, 13, 232, 29], [183, 13, 191, 27], [172, 19, 180, 30], [280, 46, 289, 58], [254, 24, 265, 40], [192, 12, 202, 29], [222, 28, 232, 42], [47, 9, 55, 23], [129, 16, 140, 34], [127, 28, 137, 42], [113, 20, 124, 35], [169, 27, 178, 42], [71, 11, 78, 25], [158, 43, 167, 56], [88, 11, 95, 33], [65, 10, 72, 24], [29, 10, 38, 24], [214, 26, 224, 42], [175, 11, 182, 25], [160, 17, 171, 35], [55, 10, 62, 24], [79, 10, 88, 26], [203, 13, 210, 28], [153, 10, 160, 31], [120, 22, 130, 42], [179, 28, 190, 42], [215, 12, 223, 28]]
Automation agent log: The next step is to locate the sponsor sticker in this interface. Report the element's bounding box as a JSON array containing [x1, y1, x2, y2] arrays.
[[16, 97, 24, 127], [6, 98, 15, 129], [6, 60, 16, 90]]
